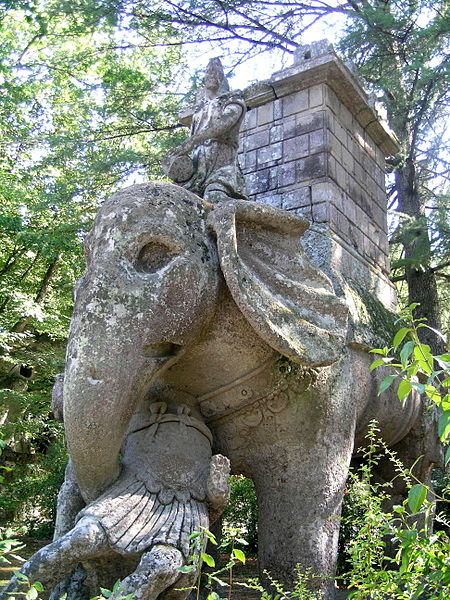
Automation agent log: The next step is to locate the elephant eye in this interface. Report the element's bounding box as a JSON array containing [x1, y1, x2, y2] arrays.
[[134, 241, 177, 274]]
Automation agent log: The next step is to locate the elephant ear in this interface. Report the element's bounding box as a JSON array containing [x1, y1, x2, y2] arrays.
[[208, 201, 349, 367]]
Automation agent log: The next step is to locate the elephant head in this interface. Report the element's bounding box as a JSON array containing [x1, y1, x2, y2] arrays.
[[63, 183, 220, 501], [64, 181, 349, 502]]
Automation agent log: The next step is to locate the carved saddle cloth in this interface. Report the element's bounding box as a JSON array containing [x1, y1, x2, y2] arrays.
[[78, 404, 212, 558]]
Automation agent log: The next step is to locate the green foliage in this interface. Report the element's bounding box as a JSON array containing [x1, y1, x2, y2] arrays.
[[341, 424, 450, 599], [370, 303, 450, 452], [341, 311, 450, 598], [223, 475, 258, 553], [0, 0, 193, 531], [182, 527, 319, 600]]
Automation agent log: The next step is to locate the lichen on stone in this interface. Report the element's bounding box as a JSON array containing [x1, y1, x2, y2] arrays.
[[345, 282, 400, 350]]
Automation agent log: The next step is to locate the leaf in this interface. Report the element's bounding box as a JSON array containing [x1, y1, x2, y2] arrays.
[[232, 548, 246, 564], [200, 528, 218, 544], [393, 327, 409, 349], [411, 381, 425, 394], [370, 359, 386, 371], [178, 565, 195, 573], [424, 384, 441, 404], [201, 553, 215, 567], [397, 379, 412, 403], [235, 537, 249, 545], [33, 583, 44, 592], [437, 411, 450, 442], [445, 446, 450, 466], [370, 347, 389, 355], [25, 588, 38, 600], [378, 375, 396, 395], [408, 484, 427, 514], [400, 341, 414, 366], [207, 592, 221, 600]]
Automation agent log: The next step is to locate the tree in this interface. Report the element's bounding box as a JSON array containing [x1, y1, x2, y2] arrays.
[[0, 0, 189, 527]]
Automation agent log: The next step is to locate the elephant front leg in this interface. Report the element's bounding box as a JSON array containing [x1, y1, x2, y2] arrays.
[[251, 438, 353, 600]]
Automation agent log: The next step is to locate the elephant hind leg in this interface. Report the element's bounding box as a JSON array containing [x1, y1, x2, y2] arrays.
[[0, 517, 108, 599], [109, 545, 184, 600]]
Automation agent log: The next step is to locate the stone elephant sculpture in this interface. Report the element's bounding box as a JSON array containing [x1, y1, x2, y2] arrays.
[[1, 182, 438, 600]]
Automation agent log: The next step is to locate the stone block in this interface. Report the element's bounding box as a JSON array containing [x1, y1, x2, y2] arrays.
[[376, 165, 385, 189], [297, 153, 326, 181], [311, 181, 339, 204], [283, 116, 297, 139], [340, 104, 353, 131], [312, 202, 330, 223], [246, 168, 271, 194], [282, 89, 309, 116], [327, 111, 336, 134], [279, 162, 297, 188], [257, 103, 274, 126], [348, 225, 364, 253], [374, 186, 388, 210], [353, 161, 365, 187], [328, 132, 343, 163], [355, 204, 369, 235], [329, 205, 346, 237], [283, 134, 309, 161], [243, 149, 257, 172], [293, 39, 334, 63], [296, 111, 325, 135], [378, 234, 389, 256], [310, 129, 325, 152], [283, 186, 311, 210], [342, 146, 354, 174], [328, 155, 337, 181], [257, 193, 283, 209], [354, 121, 365, 147], [334, 120, 347, 146], [257, 142, 283, 167], [373, 205, 387, 233], [268, 166, 279, 190], [288, 205, 313, 221], [270, 124, 283, 143], [363, 130, 377, 160], [243, 108, 257, 131], [332, 160, 347, 190], [274, 98, 283, 121], [342, 197, 357, 225], [325, 86, 340, 114], [309, 84, 324, 107], [375, 147, 385, 168], [245, 128, 270, 151]]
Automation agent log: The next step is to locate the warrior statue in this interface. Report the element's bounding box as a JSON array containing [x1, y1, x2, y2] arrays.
[[163, 57, 248, 204]]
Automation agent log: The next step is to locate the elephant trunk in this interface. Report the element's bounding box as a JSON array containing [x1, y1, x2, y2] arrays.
[[63, 321, 178, 504]]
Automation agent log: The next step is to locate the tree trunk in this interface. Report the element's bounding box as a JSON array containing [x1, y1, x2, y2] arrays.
[[10, 254, 62, 334], [395, 160, 444, 354]]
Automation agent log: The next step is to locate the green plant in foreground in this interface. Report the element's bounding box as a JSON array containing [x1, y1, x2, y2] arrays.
[[342, 305, 450, 599], [370, 303, 450, 462], [179, 527, 320, 600], [342, 424, 450, 599]]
